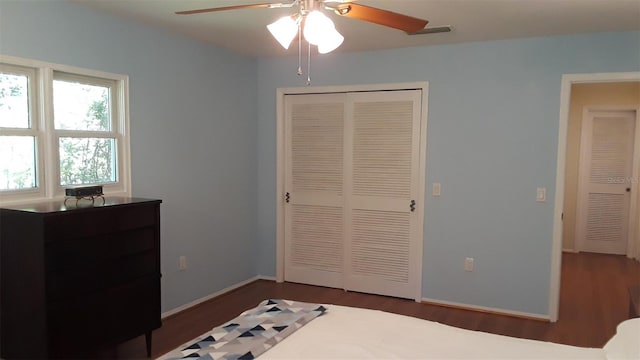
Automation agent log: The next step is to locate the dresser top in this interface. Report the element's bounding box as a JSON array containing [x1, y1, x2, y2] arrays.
[[1, 197, 161, 214]]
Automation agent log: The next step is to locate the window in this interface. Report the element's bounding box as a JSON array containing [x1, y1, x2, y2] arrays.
[[53, 73, 119, 186], [0, 65, 38, 192], [0, 56, 130, 203]]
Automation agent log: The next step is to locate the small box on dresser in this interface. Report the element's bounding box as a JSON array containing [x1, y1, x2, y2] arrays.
[[0, 197, 162, 359]]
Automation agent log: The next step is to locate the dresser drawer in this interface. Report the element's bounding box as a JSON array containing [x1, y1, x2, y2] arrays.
[[46, 227, 156, 272], [47, 250, 157, 301], [47, 275, 160, 358], [45, 203, 157, 242]]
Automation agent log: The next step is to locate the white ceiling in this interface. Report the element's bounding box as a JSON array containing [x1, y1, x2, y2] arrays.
[[72, 0, 640, 58]]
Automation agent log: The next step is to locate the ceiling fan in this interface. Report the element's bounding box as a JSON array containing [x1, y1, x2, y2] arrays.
[[176, 1, 431, 84], [176, 1, 429, 36]]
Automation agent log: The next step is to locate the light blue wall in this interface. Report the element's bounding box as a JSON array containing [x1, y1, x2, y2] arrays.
[[0, 1, 259, 312], [256, 31, 640, 315]]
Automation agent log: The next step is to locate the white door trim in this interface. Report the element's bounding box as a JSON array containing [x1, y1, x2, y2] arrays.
[[551, 72, 640, 322], [275, 82, 429, 302], [629, 109, 640, 258]]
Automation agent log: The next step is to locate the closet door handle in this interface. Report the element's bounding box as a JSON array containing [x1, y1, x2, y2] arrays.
[[285, 192, 290, 203], [410, 200, 416, 212]]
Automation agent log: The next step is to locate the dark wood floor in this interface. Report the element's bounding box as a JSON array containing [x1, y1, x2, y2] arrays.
[[112, 252, 640, 358]]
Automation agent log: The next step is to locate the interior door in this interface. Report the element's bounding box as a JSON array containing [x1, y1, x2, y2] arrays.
[[577, 110, 636, 255], [283, 93, 345, 288], [344, 90, 422, 299]]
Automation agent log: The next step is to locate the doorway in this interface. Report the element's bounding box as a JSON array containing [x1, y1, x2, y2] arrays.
[[551, 74, 640, 322], [562, 83, 640, 255]]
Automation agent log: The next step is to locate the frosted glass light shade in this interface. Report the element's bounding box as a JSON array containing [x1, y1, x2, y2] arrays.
[[318, 28, 344, 54], [303, 11, 334, 46], [267, 16, 298, 49]]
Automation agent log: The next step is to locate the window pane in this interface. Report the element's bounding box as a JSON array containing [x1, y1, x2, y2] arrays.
[[0, 73, 29, 129], [59, 137, 117, 186], [0, 136, 36, 190], [53, 80, 111, 131]]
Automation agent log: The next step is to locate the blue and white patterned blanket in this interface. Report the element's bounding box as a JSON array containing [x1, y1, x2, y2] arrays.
[[159, 299, 327, 360]]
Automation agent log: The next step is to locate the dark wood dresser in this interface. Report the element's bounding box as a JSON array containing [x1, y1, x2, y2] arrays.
[[0, 197, 162, 359]]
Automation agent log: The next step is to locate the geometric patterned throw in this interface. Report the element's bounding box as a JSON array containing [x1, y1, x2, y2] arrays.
[[159, 299, 327, 360]]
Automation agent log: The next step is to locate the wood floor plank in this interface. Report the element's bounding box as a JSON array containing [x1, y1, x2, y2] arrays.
[[107, 252, 639, 358]]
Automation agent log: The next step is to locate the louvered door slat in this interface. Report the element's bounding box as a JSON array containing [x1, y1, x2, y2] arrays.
[[586, 193, 625, 243], [351, 210, 410, 282], [291, 205, 343, 270], [292, 103, 344, 195], [590, 116, 633, 184], [353, 101, 413, 199]]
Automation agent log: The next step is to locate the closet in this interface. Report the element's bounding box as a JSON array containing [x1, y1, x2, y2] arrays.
[[280, 87, 426, 300]]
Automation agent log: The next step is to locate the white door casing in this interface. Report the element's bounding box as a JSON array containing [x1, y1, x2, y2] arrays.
[[576, 109, 637, 255]]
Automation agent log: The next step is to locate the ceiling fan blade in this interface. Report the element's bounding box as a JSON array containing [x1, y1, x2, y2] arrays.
[[176, 2, 285, 15], [409, 26, 452, 35], [334, 3, 428, 34]]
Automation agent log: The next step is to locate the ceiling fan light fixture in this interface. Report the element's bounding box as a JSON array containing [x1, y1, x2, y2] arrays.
[[317, 28, 344, 54], [267, 15, 298, 49], [303, 10, 335, 46]]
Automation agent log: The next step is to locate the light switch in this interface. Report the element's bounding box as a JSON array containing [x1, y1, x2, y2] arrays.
[[433, 183, 441, 196], [536, 187, 546, 202]]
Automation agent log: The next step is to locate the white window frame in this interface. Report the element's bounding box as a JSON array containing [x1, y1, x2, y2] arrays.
[[0, 54, 131, 205], [0, 63, 43, 200]]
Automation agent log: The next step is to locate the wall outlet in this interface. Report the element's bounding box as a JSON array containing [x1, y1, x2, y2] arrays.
[[464, 257, 474, 272], [179, 256, 187, 271]]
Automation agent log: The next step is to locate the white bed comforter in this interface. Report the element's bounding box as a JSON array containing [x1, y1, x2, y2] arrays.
[[260, 305, 607, 359], [160, 303, 640, 360]]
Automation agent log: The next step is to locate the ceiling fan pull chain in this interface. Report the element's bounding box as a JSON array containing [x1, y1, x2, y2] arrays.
[[297, 24, 302, 76], [306, 41, 311, 85]]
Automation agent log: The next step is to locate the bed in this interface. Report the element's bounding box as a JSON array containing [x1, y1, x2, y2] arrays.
[[158, 299, 640, 360]]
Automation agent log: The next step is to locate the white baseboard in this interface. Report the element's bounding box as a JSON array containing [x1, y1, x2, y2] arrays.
[[257, 275, 277, 281], [161, 275, 275, 319], [164, 276, 550, 322], [421, 297, 550, 321], [563, 248, 578, 253]]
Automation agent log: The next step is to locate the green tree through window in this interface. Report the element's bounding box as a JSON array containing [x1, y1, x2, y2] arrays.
[[58, 91, 116, 186]]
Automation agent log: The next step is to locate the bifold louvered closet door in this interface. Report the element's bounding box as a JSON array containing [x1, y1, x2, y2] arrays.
[[284, 90, 423, 300]]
